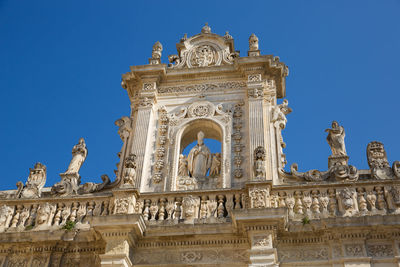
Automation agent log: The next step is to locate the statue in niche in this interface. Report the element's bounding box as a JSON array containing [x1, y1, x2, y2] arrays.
[[122, 154, 137, 186], [187, 131, 212, 178], [65, 138, 87, 174], [254, 146, 266, 180], [178, 154, 189, 176], [325, 121, 347, 157], [210, 153, 221, 177]]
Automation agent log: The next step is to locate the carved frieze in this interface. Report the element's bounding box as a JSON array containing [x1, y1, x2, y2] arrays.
[[158, 81, 246, 94]]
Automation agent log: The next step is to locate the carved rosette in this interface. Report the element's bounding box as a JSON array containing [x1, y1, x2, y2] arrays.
[[153, 107, 169, 184]]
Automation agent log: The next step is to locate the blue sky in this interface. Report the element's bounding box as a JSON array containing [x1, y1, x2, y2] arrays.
[[0, 0, 399, 190]]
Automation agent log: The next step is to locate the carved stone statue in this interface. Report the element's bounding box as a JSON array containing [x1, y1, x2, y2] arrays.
[[209, 153, 221, 177], [201, 23, 211, 34], [178, 154, 188, 176], [65, 138, 88, 174], [122, 154, 137, 186], [52, 138, 87, 196], [326, 121, 347, 157], [249, 33, 259, 51], [187, 131, 212, 178], [115, 117, 132, 141], [152, 41, 162, 59], [0, 205, 14, 233], [271, 99, 292, 129], [254, 146, 266, 180], [17, 162, 46, 199], [149, 41, 162, 64]]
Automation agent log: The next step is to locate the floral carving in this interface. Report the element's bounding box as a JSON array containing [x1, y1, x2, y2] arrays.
[[345, 244, 364, 257], [158, 81, 246, 94], [367, 244, 394, 257]]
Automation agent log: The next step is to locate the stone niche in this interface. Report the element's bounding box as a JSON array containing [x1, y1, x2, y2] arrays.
[[169, 101, 232, 191]]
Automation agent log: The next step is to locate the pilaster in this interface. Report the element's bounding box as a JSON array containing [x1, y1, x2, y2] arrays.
[[247, 74, 266, 181], [232, 208, 287, 267], [91, 214, 146, 267]]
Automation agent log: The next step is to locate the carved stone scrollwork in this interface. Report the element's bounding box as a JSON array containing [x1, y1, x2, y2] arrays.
[[79, 174, 110, 194], [188, 101, 215, 118], [158, 81, 246, 95], [289, 163, 359, 182], [16, 162, 46, 199]]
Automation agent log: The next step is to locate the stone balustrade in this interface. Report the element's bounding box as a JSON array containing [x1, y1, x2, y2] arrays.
[[1, 178, 399, 234], [269, 180, 400, 222]]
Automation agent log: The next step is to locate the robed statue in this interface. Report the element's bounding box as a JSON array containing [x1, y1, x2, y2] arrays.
[[65, 138, 88, 174], [187, 131, 212, 178], [325, 121, 347, 156]]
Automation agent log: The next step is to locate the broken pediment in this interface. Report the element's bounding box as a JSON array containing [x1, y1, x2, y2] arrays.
[[168, 23, 239, 69]]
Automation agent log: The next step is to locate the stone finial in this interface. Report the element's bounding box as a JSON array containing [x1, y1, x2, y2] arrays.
[[201, 23, 211, 34], [149, 41, 163, 64], [224, 31, 233, 40], [248, 33, 260, 56]]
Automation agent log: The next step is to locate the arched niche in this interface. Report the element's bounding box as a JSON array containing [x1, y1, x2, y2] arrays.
[[180, 120, 222, 152], [171, 117, 231, 191]]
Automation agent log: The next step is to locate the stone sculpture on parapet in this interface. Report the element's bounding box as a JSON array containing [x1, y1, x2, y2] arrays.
[[288, 121, 359, 182], [326, 121, 348, 167], [16, 162, 46, 199]]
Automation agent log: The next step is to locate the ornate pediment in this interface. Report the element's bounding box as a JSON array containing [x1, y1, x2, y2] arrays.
[[168, 24, 239, 69]]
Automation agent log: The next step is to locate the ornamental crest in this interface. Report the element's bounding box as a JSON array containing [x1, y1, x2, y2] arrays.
[[188, 101, 216, 118], [189, 45, 216, 67]]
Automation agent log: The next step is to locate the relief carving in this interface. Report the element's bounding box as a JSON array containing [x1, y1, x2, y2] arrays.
[[16, 162, 46, 199], [249, 187, 269, 208]]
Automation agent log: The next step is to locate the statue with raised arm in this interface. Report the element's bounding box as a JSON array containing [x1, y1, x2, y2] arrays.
[[65, 138, 87, 174], [325, 121, 347, 156], [187, 131, 212, 178]]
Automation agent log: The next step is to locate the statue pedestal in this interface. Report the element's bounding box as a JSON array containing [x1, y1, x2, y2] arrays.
[[328, 155, 349, 168]]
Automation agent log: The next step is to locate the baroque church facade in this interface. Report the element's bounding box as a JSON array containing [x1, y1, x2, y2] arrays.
[[1, 24, 400, 267]]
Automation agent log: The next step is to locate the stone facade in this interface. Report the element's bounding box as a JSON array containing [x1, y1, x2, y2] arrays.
[[1, 24, 400, 267]]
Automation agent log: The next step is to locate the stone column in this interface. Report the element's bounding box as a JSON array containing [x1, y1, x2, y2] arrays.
[[91, 214, 146, 267]]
